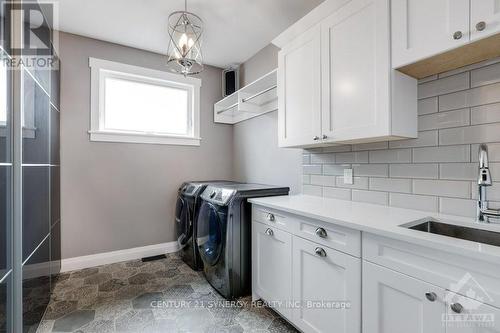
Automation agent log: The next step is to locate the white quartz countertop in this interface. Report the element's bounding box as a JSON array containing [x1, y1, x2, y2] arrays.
[[249, 194, 500, 264]]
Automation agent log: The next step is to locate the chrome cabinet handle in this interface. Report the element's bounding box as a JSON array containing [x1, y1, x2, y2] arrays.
[[265, 228, 274, 236], [322, 134, 328, 140], [313, 136, 320, 141], [476, 21, 486, 31], [453, 31, 463, 40], [266, 213, 275, 222], [425, 292, 437, 302], [315, 247, 327, 257], [451, 303, 464, 313], [315, 227, 327, 239]]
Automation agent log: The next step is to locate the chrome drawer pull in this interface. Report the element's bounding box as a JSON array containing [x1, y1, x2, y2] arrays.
[[476, 21, 486, 31], [451, 303, 464, 314], [425, 292, 437, 302], [315, 247, 327, 257], [315, 227, 327, 238], [265, 228, 274, 237], [266, 213, 275, 222]]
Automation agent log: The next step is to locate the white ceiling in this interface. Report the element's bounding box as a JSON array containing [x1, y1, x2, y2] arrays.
[[56, 0, 324, 68]]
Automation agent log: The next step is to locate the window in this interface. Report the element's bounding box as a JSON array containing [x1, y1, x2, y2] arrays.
[[89, 58, 201, 146]]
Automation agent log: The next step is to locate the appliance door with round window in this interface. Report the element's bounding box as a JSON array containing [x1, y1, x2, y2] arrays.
[[196, 201, 227, 267], [175, 196, 191, 247]]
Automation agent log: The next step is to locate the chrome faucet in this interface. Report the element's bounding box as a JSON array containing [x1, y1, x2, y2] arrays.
[[477, 144, 500, 223]]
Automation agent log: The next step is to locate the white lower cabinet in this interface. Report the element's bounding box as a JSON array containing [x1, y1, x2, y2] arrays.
[[363, 261, 446, 333], [252, 207, 361, 333], [252, 221, 293, 319], [445, 292, 500, 333], [252, 206, 500, 333], [292, 236, 361, 333], [362, 263, 500, 333]]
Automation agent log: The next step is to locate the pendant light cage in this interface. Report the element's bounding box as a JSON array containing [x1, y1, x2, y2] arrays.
[[166, 1, 204, 76]]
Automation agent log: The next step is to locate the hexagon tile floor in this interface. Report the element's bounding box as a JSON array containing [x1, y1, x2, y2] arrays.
[[36, 253, 299, 333]]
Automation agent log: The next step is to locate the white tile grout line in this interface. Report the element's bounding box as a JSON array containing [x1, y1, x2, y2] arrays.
[[22, 233, 50, 266], [0, 270, 12, 284]]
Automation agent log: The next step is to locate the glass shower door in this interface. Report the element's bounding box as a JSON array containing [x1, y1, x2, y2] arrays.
[[0, 1, 59, 331], [21, 62, 51, 333], [0, 38, 12, 333]]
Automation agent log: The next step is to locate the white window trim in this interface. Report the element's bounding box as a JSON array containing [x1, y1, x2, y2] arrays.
[[88, 57, 202, 146]]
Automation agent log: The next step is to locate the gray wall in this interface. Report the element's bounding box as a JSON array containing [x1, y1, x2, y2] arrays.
[[59, 32, 233, 258], [233, 45, 302, 193], [239, 44, 281, 86], [302, 58, 500, 218]]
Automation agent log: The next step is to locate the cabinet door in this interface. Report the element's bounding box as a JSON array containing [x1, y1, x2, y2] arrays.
[[391, 0, 470, 68], [278, 24, 322, 148], [292, 236, 361, 333], [445, 292, 500, 332], [321, 0, 391, 142], [363, 261, 446, 333], [471, 0, 500, 41], [252, 222, 292, 319]]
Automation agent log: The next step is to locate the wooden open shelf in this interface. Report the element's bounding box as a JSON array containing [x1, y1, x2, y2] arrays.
[[397, 33, 500, 79]]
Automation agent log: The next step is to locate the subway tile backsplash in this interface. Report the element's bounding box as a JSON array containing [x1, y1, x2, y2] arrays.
[[302, 58, 500, 218], [417, 72, 469, 99], [439, 82, 500, 111], [471, 103, 500, 125], [471, 61, 500, 88]]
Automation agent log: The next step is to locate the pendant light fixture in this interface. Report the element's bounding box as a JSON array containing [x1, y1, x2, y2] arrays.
[[166, 0, 204, 76]]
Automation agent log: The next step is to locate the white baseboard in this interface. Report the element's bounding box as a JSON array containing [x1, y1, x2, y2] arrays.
[[60, 241, 180, 273]]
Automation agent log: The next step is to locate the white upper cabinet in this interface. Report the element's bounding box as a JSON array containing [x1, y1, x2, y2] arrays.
[[276, 0, 417, 148], [391, 0, 470, 68], [392, 0, 500, 75], [322, 0, 400, 142], [470, 0, 500, 41], [278, 24, 322, 147]]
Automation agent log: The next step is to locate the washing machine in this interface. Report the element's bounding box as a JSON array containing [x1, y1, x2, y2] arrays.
[[196, 183, 289, 299], [175, 181, 236, 271]]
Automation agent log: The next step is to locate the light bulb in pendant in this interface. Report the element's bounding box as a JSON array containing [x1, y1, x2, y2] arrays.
[[187, 38, 194, 58], [179, 33, 188, 55]]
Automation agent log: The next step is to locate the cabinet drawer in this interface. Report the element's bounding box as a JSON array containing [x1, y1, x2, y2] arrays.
[[252, 205, 361, 257], [293, 217, 361, 258], [252, 206, 291, 231], [363, 233, 500, 309]]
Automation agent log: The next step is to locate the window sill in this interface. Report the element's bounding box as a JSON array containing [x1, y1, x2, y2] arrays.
[[88, 130, 201, 146]]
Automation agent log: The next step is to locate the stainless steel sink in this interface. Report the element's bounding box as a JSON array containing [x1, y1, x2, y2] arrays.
[[404, 220, 500, 247]]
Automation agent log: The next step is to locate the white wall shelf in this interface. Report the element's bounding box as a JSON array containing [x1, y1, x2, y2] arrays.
[[214, 69, 277, 124]]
